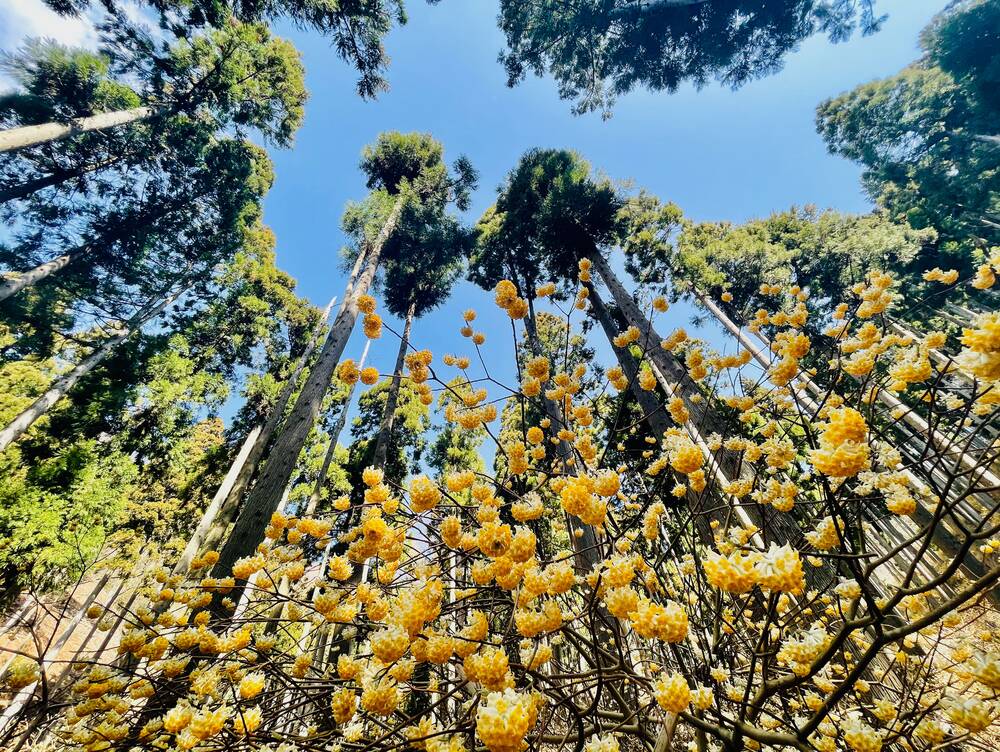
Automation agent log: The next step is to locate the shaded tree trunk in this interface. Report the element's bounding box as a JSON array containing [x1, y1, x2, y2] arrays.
[[0, 571, 114, 738], [0, 105, 166, 155], [586, 282, 671, 437], [521, 301, 604, 571], [588, 250, 726, 544], [372, 300, 416, 469], [0, 289, 181, 452], [304, 338, 371, 516], [209, 296, 337, 528], [171, 423, 263, 576], [208, 194, 405, 596], [0, 158, 118, 204], [0, 194, 195, 304]]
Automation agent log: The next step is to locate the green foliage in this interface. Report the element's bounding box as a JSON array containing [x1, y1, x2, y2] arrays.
[[0, 225, 317, 595], [347, 378, 430, 489], [0, 357, 139, 594], [0, 39, 140, 123], [42, 0, 403, 99], [428, 377, 487, 481], [663, 206, 934, 331], [360, 131, 477, 211], [817, 1, 1000, 278], [498, 0, 885, 116], [128, 21, 307, 147], [109, 418, 226, 568], [923, 0, 1000, 126], [379, 215, 471, 319], [471, 149, 617, 297]]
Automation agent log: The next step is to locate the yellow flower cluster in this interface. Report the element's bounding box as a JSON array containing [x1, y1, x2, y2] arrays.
[[851, 270, 894, 319], [805, 517, 842, 550], [628, 597, 688, 642], [337, 358, 360, 385], [559, 476, 609, 527], [607, 365, 628, 391], [703, 551, 757, 593], [972, 248, 1000, 289], [475, 689, 539, 752], [653, 672, 691, 713], [363, 312, 382, 339], [494, 280, 529, 319], [922, 267, 959, 285], [612, 325, 641, 348], [409, 474, 442, 512], [660, 328, 687, 352], [754, 543, 805, 594], [465, 647, 512, 691], [958, 312, 1000, 381], [405, 349, 433, 384], [669, 439, 703, 475], [809, 407, 870, 477], [3, 658, 40, 690]]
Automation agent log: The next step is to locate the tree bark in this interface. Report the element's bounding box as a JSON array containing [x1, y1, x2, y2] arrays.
[[588, 250, 695, 392], [209, 194, 404, 592], [588, 251, 748, 546], [171, 424, 263, 577], [586, 282, 672, 437], [305, 338, 371, 516], [0, 158, 118, 204], [521, 304, 604, 571], [210, 296, 337, 527], [0, 290, 180, 452], [0, 250, 81, 304], [372, 300, 416, 469], [0, 571, 114, 737], [0, 105, 166, 155], [0, 193, 196, 304]]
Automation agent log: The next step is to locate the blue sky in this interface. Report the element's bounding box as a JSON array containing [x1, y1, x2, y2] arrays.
[[257, 0, 944, 446], [0, 0, 947, 450]]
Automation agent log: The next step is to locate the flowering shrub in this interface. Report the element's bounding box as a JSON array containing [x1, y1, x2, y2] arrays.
[[2, 265, 999, 752]]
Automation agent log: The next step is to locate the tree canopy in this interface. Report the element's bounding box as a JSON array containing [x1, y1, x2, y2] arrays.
[[499, 0, 885, 116], [817, 0, 1000, 277]]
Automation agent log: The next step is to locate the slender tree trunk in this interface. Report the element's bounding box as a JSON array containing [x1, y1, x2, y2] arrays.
[[213, 297, 337, 519], [521, 303, 604, 570], [588, 251, 723, 538], [0, 158, 118, 204], [587, 282, 671, 437], [588, 283, 725, 550], [0, 250, 83, 304], [372, 300, 416, 468], [0, 194, 193, 304], [171, 424, 263, 577], [0, 290, 180, 452], [0, 105, 166, 155], [304, 339, 371, 516], [208, 194, 404, 593]]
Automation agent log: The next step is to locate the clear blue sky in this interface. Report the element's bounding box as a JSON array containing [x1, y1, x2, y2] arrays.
[[259, 0, 943, 446]]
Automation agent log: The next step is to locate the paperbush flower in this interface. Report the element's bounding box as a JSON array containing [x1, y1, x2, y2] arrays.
[[476, 689, 538, 752]]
